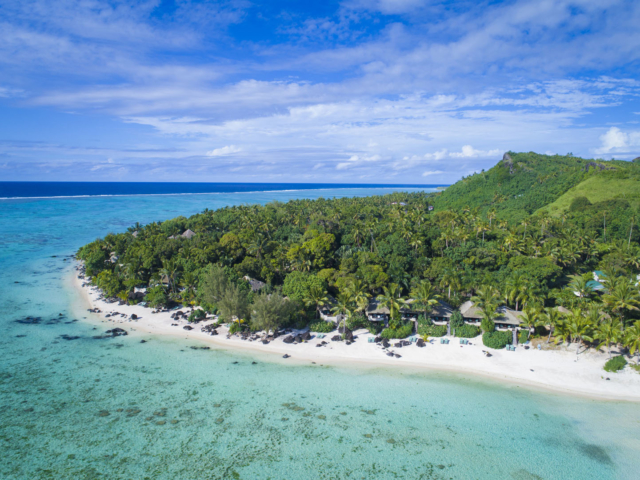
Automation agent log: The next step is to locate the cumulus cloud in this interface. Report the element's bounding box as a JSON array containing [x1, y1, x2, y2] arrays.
[[593, 126, 640, 156], [206, 145, 241, 156], [449, 146, 502, 158]]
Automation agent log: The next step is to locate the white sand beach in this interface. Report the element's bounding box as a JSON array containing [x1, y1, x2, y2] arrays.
[[70, 269, 640, 402]]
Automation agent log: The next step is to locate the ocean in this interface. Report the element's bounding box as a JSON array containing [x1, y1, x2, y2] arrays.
[[1, 183, 639, 479]]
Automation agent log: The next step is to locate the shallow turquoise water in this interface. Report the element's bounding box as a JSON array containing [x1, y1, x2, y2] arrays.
[[1, 187, 639, 479]]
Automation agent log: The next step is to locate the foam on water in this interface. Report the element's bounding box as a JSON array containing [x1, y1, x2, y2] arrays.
[[1, 187, 639, 479]]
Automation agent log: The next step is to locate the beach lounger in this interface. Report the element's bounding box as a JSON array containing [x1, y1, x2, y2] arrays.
[[368, 337, 375, 343]]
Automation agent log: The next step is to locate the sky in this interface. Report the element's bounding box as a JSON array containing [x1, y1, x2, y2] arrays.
[[1, 0, 640, 184]]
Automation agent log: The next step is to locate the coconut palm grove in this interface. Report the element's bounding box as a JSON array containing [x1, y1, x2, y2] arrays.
[[78, 152, 640, 370]]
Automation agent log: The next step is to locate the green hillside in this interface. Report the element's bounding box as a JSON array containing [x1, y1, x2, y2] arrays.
[[539, 170, 640, 216], [433, 151, 640, 224]]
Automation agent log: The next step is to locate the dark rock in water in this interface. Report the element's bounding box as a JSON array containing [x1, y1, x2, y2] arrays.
[[106, 328, 127, 337], [16, 334, 26, 338], [15, 316, 42, 325], [252, 361, 257, 365], [183, 325, 193, 331], [283, 335, 294, 344], [282, 354, 290, 359], [59, 334, 81, 341], [140, 340, 147, 343]]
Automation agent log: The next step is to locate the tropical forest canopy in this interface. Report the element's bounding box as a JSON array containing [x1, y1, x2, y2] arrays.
[[77, 152, 640, 353]]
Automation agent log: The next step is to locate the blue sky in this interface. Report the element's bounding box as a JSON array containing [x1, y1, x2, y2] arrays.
[[1, 0, 640, 183]]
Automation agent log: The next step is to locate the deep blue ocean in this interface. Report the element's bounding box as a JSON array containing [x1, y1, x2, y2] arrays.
[[1, 183, 639, 479], [0, 181, 443, 199]]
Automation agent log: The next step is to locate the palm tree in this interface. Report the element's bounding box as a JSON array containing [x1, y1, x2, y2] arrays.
[[566, 274, 594, 302], [521, 219, 529, 240], [304, 284, 329, 319], [506, 275, 528, 311], [518, 306, 539, 340], [179, 271, 198, 303], [439, 270, 460, 300], [331, 293, 354, 337], [555, 309, 594, 359], [624, 321, 640, 365], [345, 279, 370, 314], [410, 280, 440, 318], [595, 318, 623, 358], [159, 259, 179, 295], [603, 281, 640, 323], [376, 283, 406, 328], [471, 285, 500, 328], [540, 307, 563, 343]]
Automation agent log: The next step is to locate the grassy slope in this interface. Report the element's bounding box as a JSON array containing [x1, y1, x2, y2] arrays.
[[433, 152, 589, 222], [538, 171, 640, 216]]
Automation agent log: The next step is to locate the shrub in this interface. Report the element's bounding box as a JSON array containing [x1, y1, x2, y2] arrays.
[[381, 323, 413, 339], [454, 324, 480, 338], [450, 311, 465, 329], [417, 314, 432, 326], [518, 329, 529, 344], [418, 324, 447, 337], [310, 321, 335, 333], [604, 355, 627, 373], [145, 285, 168, 308], [188, 309, 207, 322], [367, 321, 383, 335], [481, 318, 495, 333], [347, 313, 368, 330], [228, 322, 242, 334], [482, 331, 512, 349]]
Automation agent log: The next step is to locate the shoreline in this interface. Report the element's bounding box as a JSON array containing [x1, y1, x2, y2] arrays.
[[69, 267, 640, 402]]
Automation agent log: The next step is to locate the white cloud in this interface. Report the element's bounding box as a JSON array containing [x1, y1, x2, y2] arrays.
[[422, 170, 444, 177], [449, 145, 502, 158], [206, 145, 241, 156], [594, 126, 640, 155]]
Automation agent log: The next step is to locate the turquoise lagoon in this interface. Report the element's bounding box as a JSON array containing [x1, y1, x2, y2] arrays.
[[1, 187, 640, 479]]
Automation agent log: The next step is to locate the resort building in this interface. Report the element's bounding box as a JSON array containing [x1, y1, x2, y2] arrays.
[[494, 307, 525, 330], [366, 299, 453, 327], [459, 301, 482, 326]]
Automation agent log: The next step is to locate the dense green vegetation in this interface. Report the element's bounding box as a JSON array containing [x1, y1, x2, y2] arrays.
[[482, 331, 513, 350], [78, 153, 640, 361], [604, 355, 627, 373]]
